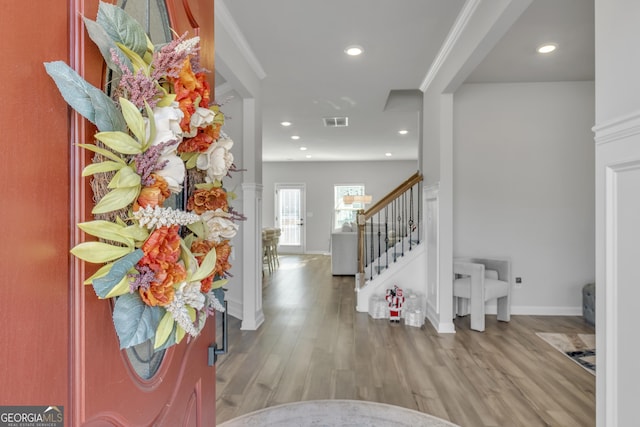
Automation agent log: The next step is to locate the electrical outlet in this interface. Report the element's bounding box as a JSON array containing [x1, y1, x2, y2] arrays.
[[515, 277, 522, 288]]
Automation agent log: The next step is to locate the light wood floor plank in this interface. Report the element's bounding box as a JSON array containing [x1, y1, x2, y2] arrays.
[[216, 255, 595, 426]]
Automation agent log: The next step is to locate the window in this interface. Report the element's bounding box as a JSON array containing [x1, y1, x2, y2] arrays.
[[334, 184, 366, 229]]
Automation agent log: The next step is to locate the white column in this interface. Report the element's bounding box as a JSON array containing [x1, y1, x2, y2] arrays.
[[241, 182, 264, 330]]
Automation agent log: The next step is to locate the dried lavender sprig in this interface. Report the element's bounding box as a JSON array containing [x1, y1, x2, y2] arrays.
[[151, 33, 191, 80], [134, 141, 173, 185], [129, 265, 156, 293], [110, 48, 162, 109], [227, 206, 247, 222]]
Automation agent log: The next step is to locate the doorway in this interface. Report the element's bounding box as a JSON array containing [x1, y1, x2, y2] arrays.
[[275, 183, 306, 254]]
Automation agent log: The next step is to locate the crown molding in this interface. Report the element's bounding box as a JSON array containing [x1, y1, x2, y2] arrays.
[[420, 0, 481, 92], [593, 110, 640, 146], [215, 0, 267, 80]]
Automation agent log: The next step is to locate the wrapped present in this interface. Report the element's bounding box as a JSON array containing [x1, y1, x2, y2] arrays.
[[402, 292, 423, 317], [404, 309, 425, 327], [369, 294, 388, 319]]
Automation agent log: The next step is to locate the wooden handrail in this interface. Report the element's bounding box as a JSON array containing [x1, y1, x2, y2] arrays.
[[362, 171, 423, 220], [356, 171, 423, 287]]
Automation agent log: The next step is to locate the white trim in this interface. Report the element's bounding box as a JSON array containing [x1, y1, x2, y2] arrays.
[[215, 0, 267, 80], [488, 306, 583, 316], [215, 81, 235, 98], [426, 303, 456, 334], [420, 0, 481, 92], [240, 182, 265, 331], [593, 110, 640, 146], [226, 297, 243, 320]]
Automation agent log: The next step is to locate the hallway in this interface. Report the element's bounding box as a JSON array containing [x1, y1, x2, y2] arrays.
[[215, 255, 595, 426]]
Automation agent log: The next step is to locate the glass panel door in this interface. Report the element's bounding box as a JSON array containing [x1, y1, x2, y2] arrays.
[[275, 184, 305, 254]]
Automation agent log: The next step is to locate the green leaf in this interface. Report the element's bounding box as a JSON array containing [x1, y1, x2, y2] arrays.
[[155, 324, 177, 352], [82, 16, 132, 73], [77, 220, 134, 247], [175, 324, 186, 345], [44, 61, 126, 132], [191, 246, 217, 283], [112, 294, 162, 349], [117, 42, 149, 75], [95, 131, 143, 155], [105, 276, 132, 298], [186, 221, 207, 240], [92, 186, 141, 214], [156, 93, 177, 107], [77, 143, 126, 164], [154, 311, 175, 349], [108, 166, 141, 189], [84, 263, 113, 285], [97, 1, 148, 58], [120, 97, 146, 143], [185, 153, 199, 169], [211, 278, 228, 290], [142, 102, 155, 150], [92, 250, 142, 299], [82, 160, 125, 177], [70, 241, 133, 263], [194, 182, 215, 191], [121, 224, 149, 242]]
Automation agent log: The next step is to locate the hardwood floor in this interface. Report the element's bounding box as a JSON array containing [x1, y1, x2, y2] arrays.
[[215, 255, 595, 426]]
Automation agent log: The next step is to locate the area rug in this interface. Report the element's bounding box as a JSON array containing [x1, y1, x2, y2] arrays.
[[218, 400, 460, 426], [536, 332, 595, 375]]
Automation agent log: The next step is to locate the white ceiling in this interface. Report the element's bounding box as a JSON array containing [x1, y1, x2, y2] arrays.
[[217, 0, 594, 162]]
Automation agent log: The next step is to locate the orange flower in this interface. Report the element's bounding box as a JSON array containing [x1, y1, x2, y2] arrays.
[[138, 225, 185, 307], [170, 59, 211, 133], [187, 187, 228, 215], [139, 225, 182, 271], [191, 238, 216, 293], [213, 240, 232, 278], [139, 262, 186, 307], [178, 126, 214, 153], [135, 174, 170, 210]]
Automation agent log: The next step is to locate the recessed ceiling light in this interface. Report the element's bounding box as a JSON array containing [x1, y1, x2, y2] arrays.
[[385, 152, 392, 157], [291, 135, 300, 140], [398, 130, 408, 135], [537, 43, 557, 54], [344, 45, 363, 56], [300, 146, 307, 151], [280, 121, 292, 127]]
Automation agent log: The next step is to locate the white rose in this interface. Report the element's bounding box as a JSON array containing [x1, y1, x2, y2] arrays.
[[155, 153, 185, 193], [196, 136, 234, 182], [184, 107, 215, 138], [201, 209, 239, 243], [178, 281, 205, 311], [148, 103, 184, 152]]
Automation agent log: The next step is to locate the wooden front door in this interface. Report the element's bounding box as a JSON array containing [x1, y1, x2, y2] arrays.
[[0, 1, 216, 423], [72, 1, 216, 426]]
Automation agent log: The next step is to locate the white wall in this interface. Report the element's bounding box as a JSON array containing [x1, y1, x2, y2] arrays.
[[218, 92, 244, 314], [594, 1, 640, 424], [453, 81, 595, 313], [263, 160, 418, 253]]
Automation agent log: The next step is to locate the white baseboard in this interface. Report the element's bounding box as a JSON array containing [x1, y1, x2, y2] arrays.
[[485, 305, 583, 316], [304, 250, 331, 255], [226, 297, 243, 320], [426, 304, 456, 333]]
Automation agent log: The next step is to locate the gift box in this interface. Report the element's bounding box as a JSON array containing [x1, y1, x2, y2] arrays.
[[404, 309, 424, 327], [368, 294, 388, 319]]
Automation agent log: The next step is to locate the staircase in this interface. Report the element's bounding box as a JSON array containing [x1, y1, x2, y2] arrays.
[[354, 172, 425, 312]]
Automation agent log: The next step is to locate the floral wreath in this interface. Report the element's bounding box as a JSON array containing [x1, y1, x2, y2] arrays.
[[44, 2, 242, 351]]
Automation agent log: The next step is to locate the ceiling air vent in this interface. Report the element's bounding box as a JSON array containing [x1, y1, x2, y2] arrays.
[[323, 116, 349, 127]]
